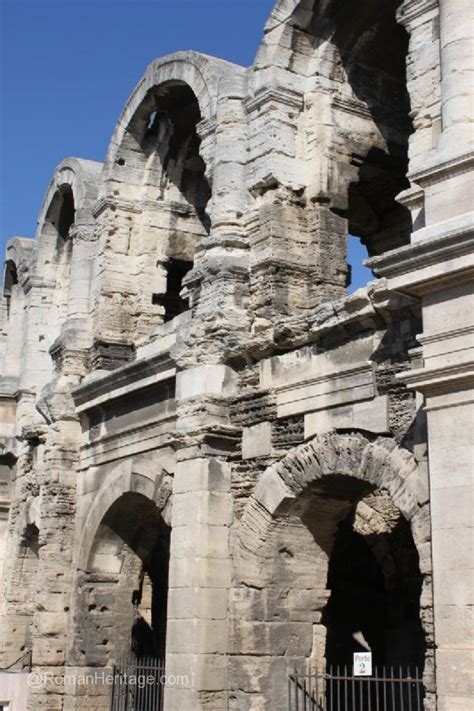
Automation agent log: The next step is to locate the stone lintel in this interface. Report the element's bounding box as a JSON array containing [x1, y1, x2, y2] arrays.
[[275, 364, 375, 419], [397, 0, 438, 27], [304, 395, 389, 438], [78, 411, 177, 470], [176, 365, 238, 401]]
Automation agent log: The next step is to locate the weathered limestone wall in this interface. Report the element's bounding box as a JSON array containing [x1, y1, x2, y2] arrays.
[[1, 1, 472, 709], [370, 0, 474, 707]]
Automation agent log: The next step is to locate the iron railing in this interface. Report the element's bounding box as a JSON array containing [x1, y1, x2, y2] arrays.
[[288, 666, 424, 711], [110, 657, 165, 711]]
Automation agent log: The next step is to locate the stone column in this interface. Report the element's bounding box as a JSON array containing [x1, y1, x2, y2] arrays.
[[438, 0, 474, 154], [89, 199, 138, 369], [164, 364, 237, 710], [165, 457, 232, 710], [174, 83, 251, 367]]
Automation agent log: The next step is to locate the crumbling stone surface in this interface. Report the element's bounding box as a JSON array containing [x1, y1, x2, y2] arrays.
[[1, 1, 472, 709]]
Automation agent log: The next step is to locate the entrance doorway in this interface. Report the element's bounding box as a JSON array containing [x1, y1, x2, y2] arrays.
[[324, 507, 425, 671], [82, 492, 170, 667]]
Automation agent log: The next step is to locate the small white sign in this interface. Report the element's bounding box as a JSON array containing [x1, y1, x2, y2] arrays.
[[353, 652, 372, 677]]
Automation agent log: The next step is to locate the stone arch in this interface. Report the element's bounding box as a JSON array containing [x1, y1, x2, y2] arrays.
[[69, 457, 173, 680], [1, 239, 34, 381], [78, 457, 173, 571], [4, 237, 34, 287], [34, 157, 101, 301], [248, 0, 412, 320], [29, 158, 102, 369], [34, 157, 101, 287], [35, 157, 102, 241], [232, 432, 434, 708], [102, 51, 244, 194], [96, 52, 244, 334], [243, 432, 421, 527]]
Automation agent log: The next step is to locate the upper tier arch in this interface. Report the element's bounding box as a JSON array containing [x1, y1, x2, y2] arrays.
[[35, 157, 102, 239], [101, 50, 246, 196]]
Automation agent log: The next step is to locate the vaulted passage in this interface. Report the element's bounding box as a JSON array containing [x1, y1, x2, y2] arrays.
[[233, 435, 433, 710], [76, 493, 170, 665], [323, 509, 425, 672]]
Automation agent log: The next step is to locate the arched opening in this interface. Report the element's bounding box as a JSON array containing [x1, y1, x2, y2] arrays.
[[1, 258, 27, 380], [250, 0, 413, 318], [3, 260, 19, 319], [140, 82, 211, 232], [77, 492, 170, 666], [326, 0, 413, 258], [297, 477, 426, 678], [39, 186, 76, 349], [3, 523, 39, 663], [116, 81, 211, 325], [232, 436, 432, 710], [323, 505, 425, 672], [44, 185, 75, 248]]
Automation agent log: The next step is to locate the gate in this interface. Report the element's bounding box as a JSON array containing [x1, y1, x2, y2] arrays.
[[110, 657, 165, 711], [288, 666, 424, 711]]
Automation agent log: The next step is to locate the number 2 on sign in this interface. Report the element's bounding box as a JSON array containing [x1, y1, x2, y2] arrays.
[[353, 652, 372, 676]]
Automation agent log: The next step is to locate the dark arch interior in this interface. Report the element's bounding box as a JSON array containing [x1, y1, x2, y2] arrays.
[[323, 509, 425, 671], [126, 80, 211, 232], [3, 260, 18, 296], [330, 0, 412, 257], [57, 188, 75, 240], [45, 186, 75, 256], [21, 523, 39, 557], [145, 82, 211, 225], [3, 259, 19, 317], [295, 0, 412, 261], [102, 492, 171, 660]]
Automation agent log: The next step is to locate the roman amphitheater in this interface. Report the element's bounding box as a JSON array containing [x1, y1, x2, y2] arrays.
[[0, 0, 472, 709]]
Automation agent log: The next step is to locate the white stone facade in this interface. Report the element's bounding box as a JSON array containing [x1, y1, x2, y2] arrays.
[[0, 1, 472, 709]]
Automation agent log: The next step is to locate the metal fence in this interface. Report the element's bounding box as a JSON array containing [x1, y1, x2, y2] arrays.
[[110, 657, 165, 711], [288, 666, 424, 711]]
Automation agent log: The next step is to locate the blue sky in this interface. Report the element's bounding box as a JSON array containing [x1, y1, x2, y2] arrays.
[[0, 0, 372, 291]]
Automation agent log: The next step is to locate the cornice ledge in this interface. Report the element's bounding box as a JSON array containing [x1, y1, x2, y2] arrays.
[[398, 0, 438, 27], [245, 87, 304, 114], [367, 215, 474, 280], [93, 196, 142, 219], [409, 151, 474, 187], [398, 360, 474, 395], [72, 350, 176, 412]]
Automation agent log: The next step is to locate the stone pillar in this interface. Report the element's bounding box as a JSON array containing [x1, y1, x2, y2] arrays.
[[27, 417, 81, 711], [67, 222, 96, 321], [26, 304, 89, 709], [208, 77, 248, 236], [165, 458, 232, 710], [173, 84, 251, 367], [438, 0, 474, 154], [89, 199, 138, 369], [164, 364, 237, 709]]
